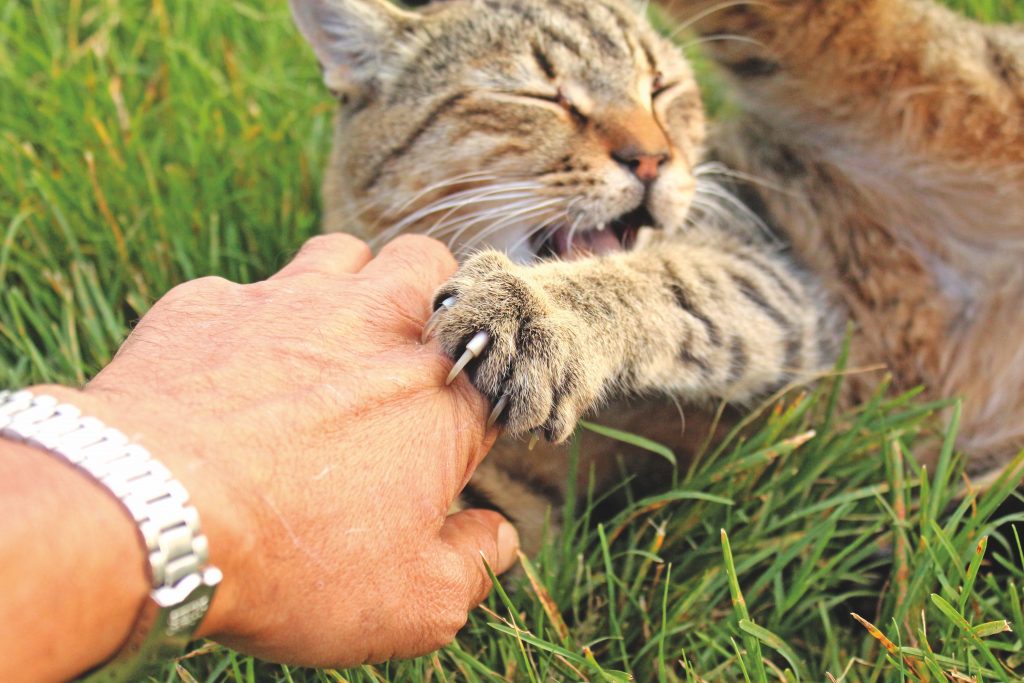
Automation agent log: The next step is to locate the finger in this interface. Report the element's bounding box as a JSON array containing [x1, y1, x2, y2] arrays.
[[438, 509, 519, 607], [360, 235, 458, 300], [270, 233, 373, 280]]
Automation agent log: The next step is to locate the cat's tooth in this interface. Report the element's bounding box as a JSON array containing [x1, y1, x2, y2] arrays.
[[445, 330, 491, 385], [527, 431, 541, 450], [486, 394, 509, 428], [421, 296, 457, 343]]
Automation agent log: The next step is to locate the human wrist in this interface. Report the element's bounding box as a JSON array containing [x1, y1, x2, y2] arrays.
[[0, 424, 148, 681], [24, 384, 252, 641]]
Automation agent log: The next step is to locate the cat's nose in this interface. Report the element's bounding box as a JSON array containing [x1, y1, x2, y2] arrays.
[[611, 146, 669, 182], [596, 108, 672, 183]]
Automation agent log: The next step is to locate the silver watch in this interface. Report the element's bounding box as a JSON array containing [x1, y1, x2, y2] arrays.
[[0, 389, 222, 682]]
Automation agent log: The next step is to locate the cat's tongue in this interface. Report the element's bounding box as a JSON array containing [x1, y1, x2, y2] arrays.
[[552, 225, 621, 259]]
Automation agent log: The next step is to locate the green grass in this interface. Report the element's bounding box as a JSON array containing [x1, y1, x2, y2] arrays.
[[0, 0, 329, 386], [4, 1, 1024, 681]]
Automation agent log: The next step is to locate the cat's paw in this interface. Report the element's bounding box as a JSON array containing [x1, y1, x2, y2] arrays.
[[423, 251, 599, 443]]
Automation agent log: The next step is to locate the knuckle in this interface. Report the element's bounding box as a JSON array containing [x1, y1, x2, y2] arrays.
[[420, 605, 470, 651], [423, 626, 460, 654], [445, 610, 472, 641], [388, 234, 455, 268], [391, 232, 444, 252], [161, 275, 236, 303], [304, 232, 370, 257], [187, 274, 235, 291], [412, 591, 470, 648]]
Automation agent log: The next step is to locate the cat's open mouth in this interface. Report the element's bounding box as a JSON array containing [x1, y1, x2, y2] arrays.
[[538, 206, 655, 259]]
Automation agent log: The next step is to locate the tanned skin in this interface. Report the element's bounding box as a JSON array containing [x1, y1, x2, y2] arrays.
[[0, 235, 519, 683]]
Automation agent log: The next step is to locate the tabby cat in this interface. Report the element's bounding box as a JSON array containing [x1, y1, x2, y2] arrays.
[[290, 0, 1024, 551]]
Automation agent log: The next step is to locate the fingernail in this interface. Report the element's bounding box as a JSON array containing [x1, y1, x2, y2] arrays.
[[496, 521, 520, 573]]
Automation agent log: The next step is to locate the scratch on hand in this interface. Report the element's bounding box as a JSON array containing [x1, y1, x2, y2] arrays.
[[259, 493, 328, 570]]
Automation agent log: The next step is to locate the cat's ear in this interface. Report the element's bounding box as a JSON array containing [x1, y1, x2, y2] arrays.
[[289, 0, 419, 91]]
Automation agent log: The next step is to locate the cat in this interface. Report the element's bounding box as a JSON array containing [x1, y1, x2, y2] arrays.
[[290, 0, 1024, 552]]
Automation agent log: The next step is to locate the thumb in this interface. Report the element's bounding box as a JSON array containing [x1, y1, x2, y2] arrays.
[[439, 509, 520, 606]]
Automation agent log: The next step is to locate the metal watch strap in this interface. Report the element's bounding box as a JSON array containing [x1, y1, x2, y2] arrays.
[[0, 389, 222, 682]]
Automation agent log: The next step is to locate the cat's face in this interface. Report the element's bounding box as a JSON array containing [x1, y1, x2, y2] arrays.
[[293, 0, 704, 261]]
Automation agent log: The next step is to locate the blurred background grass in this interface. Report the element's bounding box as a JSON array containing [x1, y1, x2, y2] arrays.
[[3, 1, 1024, 681], [1, 0, 329, 386]]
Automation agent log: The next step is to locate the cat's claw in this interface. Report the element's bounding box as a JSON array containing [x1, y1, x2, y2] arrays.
[[486, 394, 509, 428], [421, 296, 457, 344], [445, 330, 491, 386]]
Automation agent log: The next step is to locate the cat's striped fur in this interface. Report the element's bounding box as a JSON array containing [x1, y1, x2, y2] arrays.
[[292, 0, 1024, 552]]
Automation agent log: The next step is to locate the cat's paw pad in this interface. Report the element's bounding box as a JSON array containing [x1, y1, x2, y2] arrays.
[[423, 251, 596, 443]]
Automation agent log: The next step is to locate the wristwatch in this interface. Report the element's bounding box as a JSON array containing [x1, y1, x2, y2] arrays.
[[0, 389, 222, 682]]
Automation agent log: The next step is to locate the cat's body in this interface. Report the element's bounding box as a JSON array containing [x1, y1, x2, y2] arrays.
[[292, 0, 1024, 551]]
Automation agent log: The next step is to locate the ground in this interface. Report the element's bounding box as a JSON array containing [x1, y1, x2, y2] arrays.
[[3, 1, 1024, 680]]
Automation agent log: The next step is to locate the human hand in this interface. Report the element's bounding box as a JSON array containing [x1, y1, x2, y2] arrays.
[[43, 233, 518, 669]]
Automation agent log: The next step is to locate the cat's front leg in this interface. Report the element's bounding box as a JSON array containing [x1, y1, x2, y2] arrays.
[[423, 251, 609, 442], [425, 236, 839, 442]]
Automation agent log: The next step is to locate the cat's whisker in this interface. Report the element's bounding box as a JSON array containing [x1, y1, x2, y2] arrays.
[[387, 180, 541, 223], [387, 186, 545, 240], [458, 203, 565, 249], [689, 189, 742, 226], [504, 210, 567, 258], [457, 203, 562, 241], [368, 170, 502, 234], [694, 178, 781, 242], [394, 186, 543, 233], [442, 211, 536, 251], [423, 199, 535, 240], [357, 170, 498, 223], [666, 0, 768, 40], [689, 196, 729, 216], [681, 33, 766, 51], [380, 170, 501, 214], [692, 188, 748, 227], [425, 203, 540, 245], [464, 206, 566, 256], [689, 201, 732, 231], [446, 200, 565, 252], [507, 198, 586, 259], [429, 196, 553, 240], [563, 213, 586, 259], [695, 161, 795, 195]]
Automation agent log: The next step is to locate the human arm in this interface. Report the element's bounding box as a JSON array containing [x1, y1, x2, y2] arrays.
[[0, 233, 519, 682]]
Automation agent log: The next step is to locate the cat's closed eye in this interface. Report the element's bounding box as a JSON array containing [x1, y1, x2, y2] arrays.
[[652, 72, 674, 97], [527, 89, 586, 123]]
